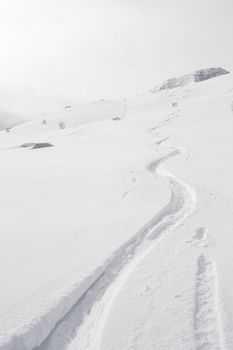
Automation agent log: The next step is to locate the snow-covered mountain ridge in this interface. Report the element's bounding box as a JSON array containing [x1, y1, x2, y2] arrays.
[[149, 67, 229, 92]]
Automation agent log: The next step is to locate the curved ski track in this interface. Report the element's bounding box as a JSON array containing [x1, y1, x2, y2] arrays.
[[1, 147, 196, 350], [32, 147, 196, 350]]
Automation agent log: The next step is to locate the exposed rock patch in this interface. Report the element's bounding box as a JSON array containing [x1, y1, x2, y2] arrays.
[[150, 67, 229, 93], [20, 142, 54, 149]]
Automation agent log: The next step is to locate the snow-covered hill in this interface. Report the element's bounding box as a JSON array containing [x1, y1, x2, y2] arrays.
[[1, 69, 233, 350]]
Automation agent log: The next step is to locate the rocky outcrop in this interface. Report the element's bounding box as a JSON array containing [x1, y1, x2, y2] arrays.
[[150, 67, 229, 93], [20, 142, 54, 149]]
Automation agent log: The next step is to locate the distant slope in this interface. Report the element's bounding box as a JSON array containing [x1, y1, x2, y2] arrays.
[[41, 100, 124, 127], [0, 99, 124, 133], [0, 109, 24, 131]]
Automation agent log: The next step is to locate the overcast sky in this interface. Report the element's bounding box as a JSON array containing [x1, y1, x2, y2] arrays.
[[0, 0, 233, 114]]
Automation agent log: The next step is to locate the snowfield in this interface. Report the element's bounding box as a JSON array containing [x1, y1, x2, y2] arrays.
[[1, 69, 233, 349]]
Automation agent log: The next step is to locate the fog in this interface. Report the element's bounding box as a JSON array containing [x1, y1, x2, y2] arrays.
[[0, 0, 233, 117]]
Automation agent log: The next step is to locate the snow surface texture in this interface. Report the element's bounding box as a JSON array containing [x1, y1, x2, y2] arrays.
[[150, 67, 229, 92], [1, 69, 233, 349]]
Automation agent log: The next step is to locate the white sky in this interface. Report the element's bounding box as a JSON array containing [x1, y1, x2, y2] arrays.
[[0, 0, 233, 114]]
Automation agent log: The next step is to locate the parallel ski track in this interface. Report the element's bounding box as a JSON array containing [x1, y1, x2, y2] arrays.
[[194, 254, 225, 350]]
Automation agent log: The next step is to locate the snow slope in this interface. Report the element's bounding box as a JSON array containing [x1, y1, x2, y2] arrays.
[[1, 70, 233, 349]]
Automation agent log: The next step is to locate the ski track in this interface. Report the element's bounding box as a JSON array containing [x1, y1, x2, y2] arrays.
[[194, 254, 224, 350], [1, 134, 196, 350], [31, 148, 196, 350]]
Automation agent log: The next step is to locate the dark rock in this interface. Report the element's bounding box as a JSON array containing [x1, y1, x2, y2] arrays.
[[32, 143, 54, 149], [20, 142, 54, 149], [150, 67, 229, 93]]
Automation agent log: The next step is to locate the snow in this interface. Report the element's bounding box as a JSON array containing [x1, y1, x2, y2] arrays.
[[1, 70, 233, 349]]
